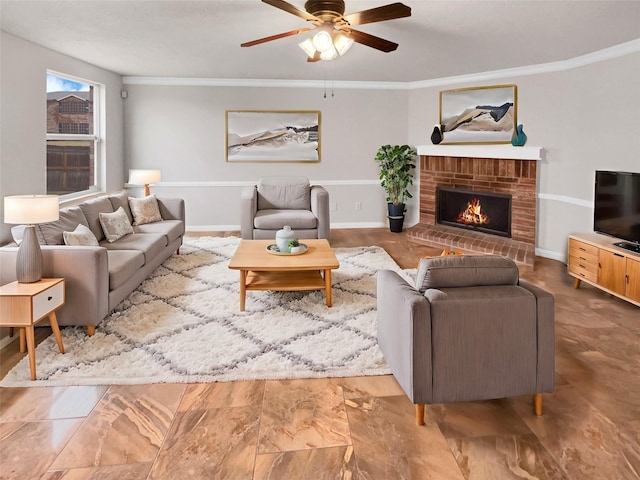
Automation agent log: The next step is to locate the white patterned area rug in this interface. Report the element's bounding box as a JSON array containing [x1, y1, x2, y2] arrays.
[[1, 237, 411, 387]]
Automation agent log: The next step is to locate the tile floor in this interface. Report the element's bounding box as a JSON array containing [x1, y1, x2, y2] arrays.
[[1, 230, 639, 479]]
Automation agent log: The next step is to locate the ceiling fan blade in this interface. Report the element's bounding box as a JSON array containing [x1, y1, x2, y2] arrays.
[[262, 0, 320, 23], [341, 2, 411, 27], [307, 52, 322, 62], [241, 28, 311, 47], [346, 29, 399, 52]]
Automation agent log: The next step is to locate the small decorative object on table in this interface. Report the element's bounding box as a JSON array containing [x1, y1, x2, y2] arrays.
[[266, 242, 308, 255], [289, 239, 303, 254], [275, 225, 295, 251]]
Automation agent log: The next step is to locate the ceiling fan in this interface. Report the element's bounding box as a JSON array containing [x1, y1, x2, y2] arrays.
[[241, 0, 411, 62]]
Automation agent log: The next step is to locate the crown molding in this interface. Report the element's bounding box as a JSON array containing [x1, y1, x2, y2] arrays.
[[123, 39, 640, 90]]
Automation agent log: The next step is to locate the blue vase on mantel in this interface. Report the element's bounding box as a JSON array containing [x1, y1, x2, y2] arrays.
[[511, 124, 527, 146]]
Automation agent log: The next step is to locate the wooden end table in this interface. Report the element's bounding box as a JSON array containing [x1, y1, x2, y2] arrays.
[[0, 278, 66, 380], [228, 239, 339, 311]]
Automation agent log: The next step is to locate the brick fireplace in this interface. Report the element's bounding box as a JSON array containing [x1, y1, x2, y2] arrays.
[[407, 145, 542, 267]]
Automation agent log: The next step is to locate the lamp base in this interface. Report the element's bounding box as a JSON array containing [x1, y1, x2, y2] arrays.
[[16, 226, 43, 283]]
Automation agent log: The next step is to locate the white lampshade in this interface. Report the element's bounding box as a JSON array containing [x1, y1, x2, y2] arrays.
[[320, 48, 338, 61], [333, 33, 354, 56], [298, 38, 316, 59], [128, 169, 161, 185], [4, 195, 59, 225], [312, 30, 333, 52]]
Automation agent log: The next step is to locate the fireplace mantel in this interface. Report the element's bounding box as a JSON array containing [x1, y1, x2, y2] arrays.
[[416, 145, 542, 161]]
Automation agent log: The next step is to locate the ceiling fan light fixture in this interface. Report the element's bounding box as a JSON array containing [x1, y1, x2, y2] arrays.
[[333, 33, 354, 56], [312, 30, 333, 52]]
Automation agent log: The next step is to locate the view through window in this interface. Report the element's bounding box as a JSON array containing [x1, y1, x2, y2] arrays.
[[46, 73, 98, 196]]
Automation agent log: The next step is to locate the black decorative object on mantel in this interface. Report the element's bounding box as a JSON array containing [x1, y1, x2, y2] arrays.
[[511, 124, 527, 146], [430, 124, 443, 144]]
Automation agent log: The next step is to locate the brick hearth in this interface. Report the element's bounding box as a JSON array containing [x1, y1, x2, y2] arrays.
[[408, 152, 538, 267]]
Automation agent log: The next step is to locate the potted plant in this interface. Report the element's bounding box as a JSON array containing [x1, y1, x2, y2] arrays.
[[374, 144, 417, 232]]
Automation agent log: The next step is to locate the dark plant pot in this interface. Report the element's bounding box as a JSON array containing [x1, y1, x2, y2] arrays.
[[387, 202, 406, 217], [388, 215, 404, 233]]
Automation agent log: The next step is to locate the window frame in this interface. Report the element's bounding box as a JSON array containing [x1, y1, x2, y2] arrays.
[[46, 70, 103, 200]]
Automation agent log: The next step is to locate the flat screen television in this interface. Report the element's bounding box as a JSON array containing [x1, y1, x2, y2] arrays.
[[594, 170, 640, 253]]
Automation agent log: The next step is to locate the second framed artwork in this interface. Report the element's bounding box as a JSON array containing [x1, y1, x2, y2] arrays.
[[439, 84, 517, 144], [226, 110, 321, 162]]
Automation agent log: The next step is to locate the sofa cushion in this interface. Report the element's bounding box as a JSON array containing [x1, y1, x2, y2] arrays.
[[253, 210, 317, 230], [37, 206, 89, 245], [129, 195, 163, 225], [415, 255, 519, 293], [107, 250, 145, 290], [132, 219, 184, 244], [80, 197, 114, 242], [108, 190, 134, 224], [100, 233, 166, 264], [63, 224, 99, 246], [99, 207, 134, 243], [257, 177, 310, 210]]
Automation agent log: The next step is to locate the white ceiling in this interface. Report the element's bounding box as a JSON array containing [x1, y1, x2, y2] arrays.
[[2, 0, 640, 83]]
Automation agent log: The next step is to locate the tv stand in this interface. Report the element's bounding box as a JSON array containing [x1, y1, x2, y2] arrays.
[[568, 233, 640, 307], [614, 241, 640, 254]]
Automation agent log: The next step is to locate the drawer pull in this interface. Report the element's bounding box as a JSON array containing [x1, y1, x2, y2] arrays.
[[48, 296, 53, 301]]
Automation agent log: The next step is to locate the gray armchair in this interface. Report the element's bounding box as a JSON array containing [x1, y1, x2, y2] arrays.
[[240, 176, 330, 240], [377, 255, 555, 425]]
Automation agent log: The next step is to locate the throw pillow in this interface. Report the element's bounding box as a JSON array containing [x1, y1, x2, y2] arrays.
[[63, 224, 99, 246], [99, 206, 134, 243], [128, 195, 163, 226]]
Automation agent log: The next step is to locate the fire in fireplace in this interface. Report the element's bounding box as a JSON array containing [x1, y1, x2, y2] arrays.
[[437, 187, 512, 237]]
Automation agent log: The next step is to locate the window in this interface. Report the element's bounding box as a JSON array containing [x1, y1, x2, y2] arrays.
[[46, 72, 101, 197]]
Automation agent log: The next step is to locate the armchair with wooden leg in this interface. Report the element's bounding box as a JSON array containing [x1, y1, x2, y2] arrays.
[[376, 255, 555, 425]]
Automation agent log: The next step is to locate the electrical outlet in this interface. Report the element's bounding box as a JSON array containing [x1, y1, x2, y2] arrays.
[[355, 202, 362, 211], [330, 202, 338, 212]]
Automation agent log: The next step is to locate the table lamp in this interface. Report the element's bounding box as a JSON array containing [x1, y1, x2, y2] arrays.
[[129, 169, 161, 196], [4, 195, 59, 283]]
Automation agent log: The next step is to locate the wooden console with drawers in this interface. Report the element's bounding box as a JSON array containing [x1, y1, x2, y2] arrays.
[[568, 233, 640, 307]]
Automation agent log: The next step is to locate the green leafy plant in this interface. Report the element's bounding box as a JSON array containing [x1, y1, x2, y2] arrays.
[[288, 239, 300, 248], [374, 144, 417, 205]]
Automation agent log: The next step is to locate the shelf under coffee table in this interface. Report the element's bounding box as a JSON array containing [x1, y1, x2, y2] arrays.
[[228, 239, 339, 311]]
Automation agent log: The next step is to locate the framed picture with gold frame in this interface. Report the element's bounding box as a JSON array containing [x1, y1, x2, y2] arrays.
[[226, 110, 321, 162], [439, 84, 517, 144]]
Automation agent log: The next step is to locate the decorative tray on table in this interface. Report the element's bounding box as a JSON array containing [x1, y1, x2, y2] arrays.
[[266, 243, 308, 256]]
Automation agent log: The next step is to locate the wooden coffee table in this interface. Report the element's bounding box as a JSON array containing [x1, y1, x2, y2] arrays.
[[228, 239, 339, 311]]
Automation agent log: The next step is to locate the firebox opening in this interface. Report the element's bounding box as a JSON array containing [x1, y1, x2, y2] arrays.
[[436, 187, 512, 238]]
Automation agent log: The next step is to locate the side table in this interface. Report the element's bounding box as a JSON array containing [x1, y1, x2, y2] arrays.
[[0, 278, 66, 380]]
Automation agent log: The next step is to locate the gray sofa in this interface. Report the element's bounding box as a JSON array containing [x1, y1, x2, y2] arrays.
[[240, 176, 330, 240], [0, 190, 185, 335], [377, 254, 555, 425]]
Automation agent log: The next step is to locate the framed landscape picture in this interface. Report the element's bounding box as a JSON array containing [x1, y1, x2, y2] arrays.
[[439, 85, 517, 144], [226, 110, 321, 162]]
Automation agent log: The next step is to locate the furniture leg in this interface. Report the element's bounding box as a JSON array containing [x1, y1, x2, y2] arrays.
[[49, 311, 65, 354], [25, 326, 36, 380], [240, 270, 247, 311], [9, 327, 14, 337], [176, 248, 180, 255], [534, 393, 543, 416], [87, 325, 95, 336], [573, 278, 581, 288], [415, 404, 425, 426], [324, 269, 332, 307], [19, 327, 26, 353]]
